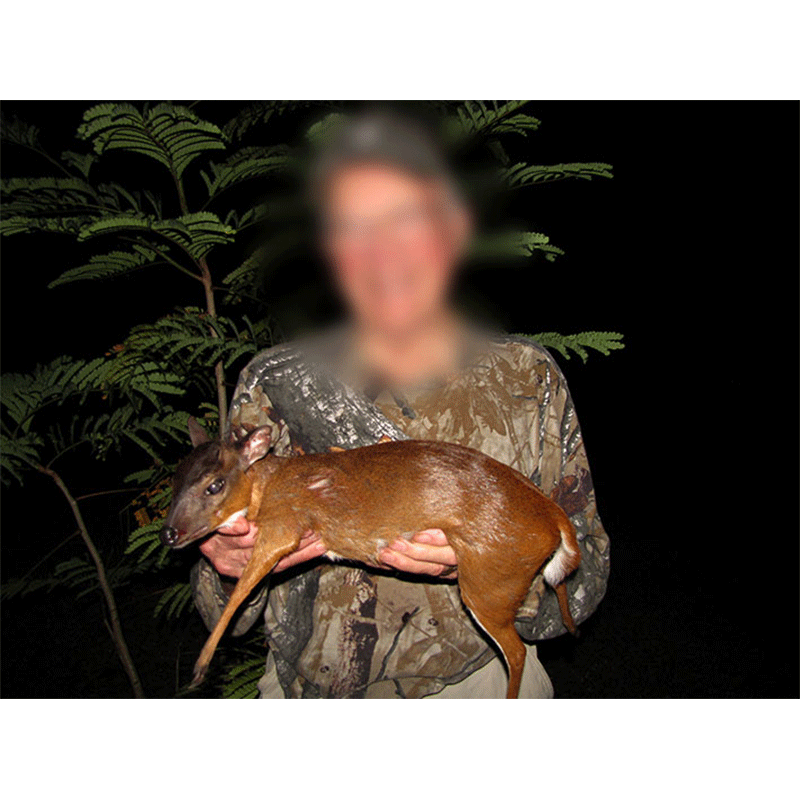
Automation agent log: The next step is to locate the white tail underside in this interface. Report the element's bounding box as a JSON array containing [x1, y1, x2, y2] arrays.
[[542, 530, 577, 587]]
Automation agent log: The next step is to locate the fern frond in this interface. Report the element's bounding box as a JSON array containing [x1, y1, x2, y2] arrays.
[[61, 150, 96, 178], [1, 555, 146, 601], [53, 557, 99, 598], [235, 203, 271, 230], [1, 215, 96, 236], [158, 213, 236, 258], [220, 655, 264, 699], [113, 307, 258, 380], [520, 331, 625, 363], [76, 212, 235, 259], [48, 244, 161, 288], [472, 230, 565, 263], [0, 433, 43, 483], [221, 101, 321, 141], [78, 103, 227, 180], [0, 355, 102, 427], [452, 101, 540, 139], [153, 582, 193, 620], [222, 101, 280, 141], [220, 245, 269, 304], [1, 176, 102, 218], [1, 115, 42, 148], [125, 520, 164, 559], [76, 213, 153, 241], [96, 182, 144, 213], [201, 147, 288, 199], [501, 162, 614, 188], [306, 113, 347, 146]]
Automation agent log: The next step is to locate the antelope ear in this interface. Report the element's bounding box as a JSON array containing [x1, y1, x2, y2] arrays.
[[188, 417, 211, 448], [240, 426, 272, 467]]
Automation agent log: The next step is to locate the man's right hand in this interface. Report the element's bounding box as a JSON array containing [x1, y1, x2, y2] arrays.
[[200, 517, 327, 579]]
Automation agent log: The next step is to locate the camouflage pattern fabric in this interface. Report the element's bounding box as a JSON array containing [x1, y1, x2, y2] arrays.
[[191, 330, 609, 698]]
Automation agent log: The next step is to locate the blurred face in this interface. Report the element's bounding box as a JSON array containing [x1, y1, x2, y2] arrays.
[[321, 163, 470, 336]]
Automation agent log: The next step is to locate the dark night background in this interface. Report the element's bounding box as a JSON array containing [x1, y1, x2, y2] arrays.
[[1, 101, 797, 698]]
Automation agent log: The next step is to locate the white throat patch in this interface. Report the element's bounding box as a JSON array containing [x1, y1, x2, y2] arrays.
[[219, 507, 249, 529]]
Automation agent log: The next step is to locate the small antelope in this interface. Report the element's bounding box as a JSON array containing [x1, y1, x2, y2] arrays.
[[162, 419, 581, 698]]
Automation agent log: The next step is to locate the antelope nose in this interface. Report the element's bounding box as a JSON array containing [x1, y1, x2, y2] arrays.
[[160, 526, 180, 547]]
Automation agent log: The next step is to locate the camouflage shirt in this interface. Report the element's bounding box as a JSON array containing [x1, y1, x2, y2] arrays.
[[191, 328, 609, 698]]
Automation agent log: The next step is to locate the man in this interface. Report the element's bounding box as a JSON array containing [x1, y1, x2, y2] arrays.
[[191, 111, 609, 698]]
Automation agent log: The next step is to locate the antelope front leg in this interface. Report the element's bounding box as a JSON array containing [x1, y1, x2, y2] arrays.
[[191, 532, 300, 687]]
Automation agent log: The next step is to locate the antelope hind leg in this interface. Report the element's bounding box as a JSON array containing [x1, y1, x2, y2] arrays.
[[554, 582, 578, 636]]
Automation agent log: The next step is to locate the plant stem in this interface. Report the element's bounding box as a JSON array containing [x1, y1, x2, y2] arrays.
[[38, 465, 145, 699], [171, 170, 228, 432], [198, 255, 228, 432]]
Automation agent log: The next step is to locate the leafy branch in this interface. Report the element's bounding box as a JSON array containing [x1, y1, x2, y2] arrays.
[[521, 331, 626, 363]]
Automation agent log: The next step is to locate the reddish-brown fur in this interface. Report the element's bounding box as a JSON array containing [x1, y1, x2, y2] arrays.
[[164, 426, 581, 698]]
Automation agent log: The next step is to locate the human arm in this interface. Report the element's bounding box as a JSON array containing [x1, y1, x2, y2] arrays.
[[514, 350, 610, 640]]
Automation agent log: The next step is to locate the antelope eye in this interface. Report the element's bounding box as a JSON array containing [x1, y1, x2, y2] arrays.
[[206, 478, 225, 495]]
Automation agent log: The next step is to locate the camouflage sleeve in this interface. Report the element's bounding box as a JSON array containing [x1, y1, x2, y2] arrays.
[[190, 357, 293, 635], [514, 355, 610, 640]]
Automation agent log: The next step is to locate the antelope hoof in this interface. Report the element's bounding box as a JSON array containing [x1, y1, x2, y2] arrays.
[[190, 662, 208, 688]]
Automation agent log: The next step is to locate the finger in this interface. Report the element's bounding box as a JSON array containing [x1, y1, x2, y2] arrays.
[[220, 527, 259, 548], [274, 539, 327, 573], [387, 538, 457, 566], [216, 517, 251, 536], [379, 548, 450, 576], [205, 543, 253, 579], [199, 530, 257, 564], [411, 529, 448, 546]]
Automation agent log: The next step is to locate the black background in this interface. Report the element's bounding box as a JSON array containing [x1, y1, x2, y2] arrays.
[[1, 101, 797, 698]]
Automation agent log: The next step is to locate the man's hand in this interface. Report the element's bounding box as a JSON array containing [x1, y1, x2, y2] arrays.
[[200, 517, 326, 579], [378, 529, 458, 579], [200, 519, 456, 581]]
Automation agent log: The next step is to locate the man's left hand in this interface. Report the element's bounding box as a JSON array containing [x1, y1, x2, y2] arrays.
[[378, 529, 458, 579]]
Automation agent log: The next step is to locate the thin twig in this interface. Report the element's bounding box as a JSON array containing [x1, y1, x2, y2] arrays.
[[74, 487, 141, 502], [38, 464, 145, 698]]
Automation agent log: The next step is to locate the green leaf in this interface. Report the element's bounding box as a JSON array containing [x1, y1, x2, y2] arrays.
[[472, 230, 565, 262], [0, 433, 43, 482], [78, 103, 227, 180], [222, 101, 319, 142], [76, 214, 153, 241], [201, 146, 288, 200], [501, 162, 614, 188], [77, 212, 234, 259], [153, 583, 193, 620], [306, 112, 347, 146], [449, 101, 541, 140], [222, 102, 278, 142], [1, 215, 95, 236], [1, 176, 102, 217], [125, 520, 163, 557], [61, 150, 96, 178], [115, 307, 258, 377], [49, 245, 161, 288], [519, 331, 625, 363], [157, 212, 235, 259], [0, 115, 41, 148], [220, 655, 264, 699]]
